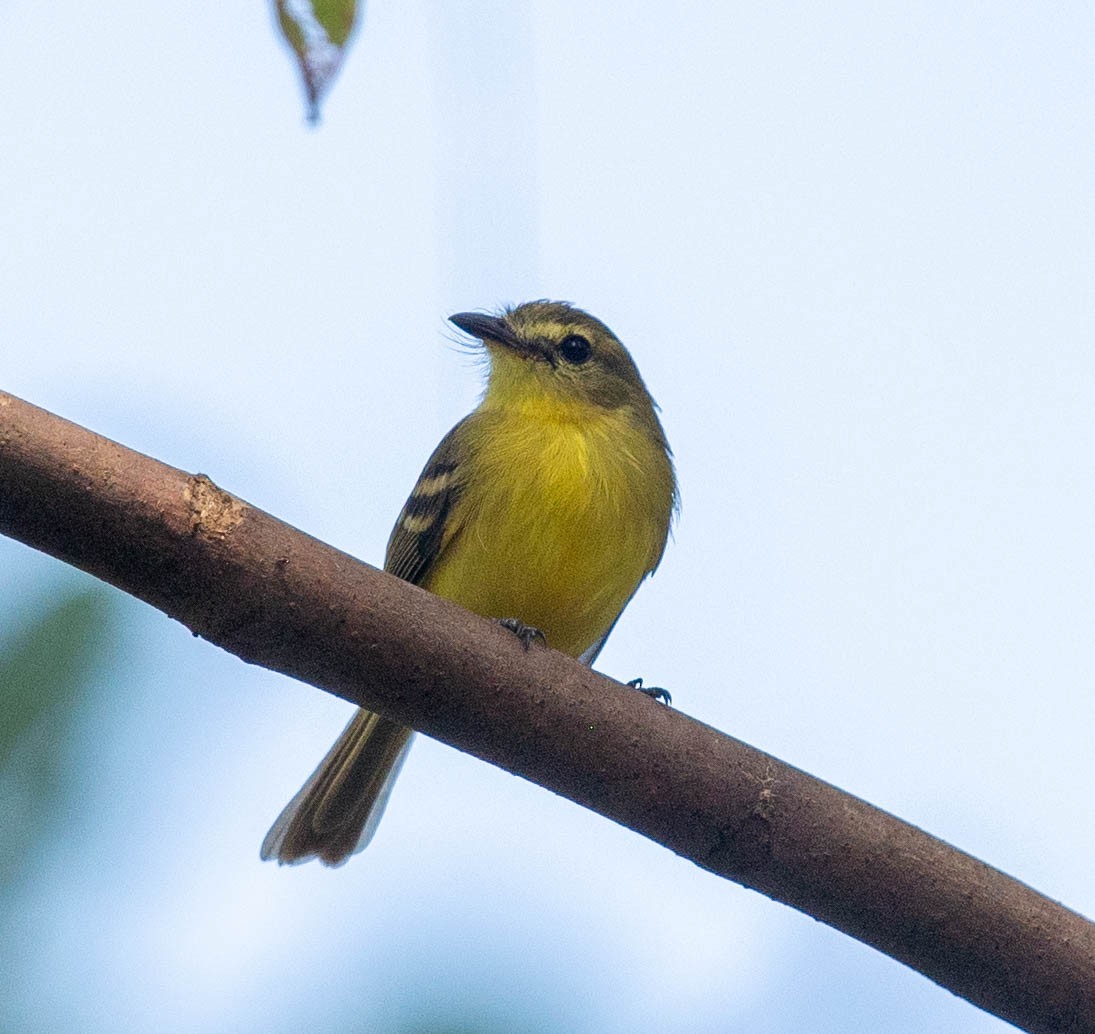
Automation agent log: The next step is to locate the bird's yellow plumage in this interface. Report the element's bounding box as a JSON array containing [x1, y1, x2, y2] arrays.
[[262, 300, 676, 866], [428, 402, 671, 657]]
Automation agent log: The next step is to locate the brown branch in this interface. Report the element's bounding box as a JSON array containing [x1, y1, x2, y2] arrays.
[[0, 387, 1092, 1033]]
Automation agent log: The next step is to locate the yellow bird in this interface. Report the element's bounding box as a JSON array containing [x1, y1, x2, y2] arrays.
[[262, 300, 677, 865]]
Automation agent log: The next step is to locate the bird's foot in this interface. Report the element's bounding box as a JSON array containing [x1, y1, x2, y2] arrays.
[[627, 678, 672, 706], [497, 617, 547, 650]]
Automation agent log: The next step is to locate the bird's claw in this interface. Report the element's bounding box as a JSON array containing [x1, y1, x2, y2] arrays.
[[497, 617, 547, 650], [627, 677, 672, 706]]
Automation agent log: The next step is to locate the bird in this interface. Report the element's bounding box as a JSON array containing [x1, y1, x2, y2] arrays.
[[261, 300, 677, 866]]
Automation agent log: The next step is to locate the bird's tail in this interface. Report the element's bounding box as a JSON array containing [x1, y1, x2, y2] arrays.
[[261, 709, 413, 866]]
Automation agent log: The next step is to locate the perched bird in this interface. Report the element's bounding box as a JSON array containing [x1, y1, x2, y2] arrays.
[[261, 300, 677, 866]]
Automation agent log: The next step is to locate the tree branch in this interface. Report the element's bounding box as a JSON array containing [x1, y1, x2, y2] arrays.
[[0, 388, 1091, 1033]]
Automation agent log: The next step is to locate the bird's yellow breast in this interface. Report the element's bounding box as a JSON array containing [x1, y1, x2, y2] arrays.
[[423, 397, 673, 658]]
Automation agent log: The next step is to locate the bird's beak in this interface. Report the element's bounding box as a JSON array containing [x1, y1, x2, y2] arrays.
[[449, 312, 528, 355]]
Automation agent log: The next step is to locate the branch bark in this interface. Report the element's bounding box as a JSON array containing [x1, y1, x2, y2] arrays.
[[0, 388, 1092, 1033]]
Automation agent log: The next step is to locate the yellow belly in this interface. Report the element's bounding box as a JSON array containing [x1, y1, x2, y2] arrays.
[[423, 406, 672, 658]]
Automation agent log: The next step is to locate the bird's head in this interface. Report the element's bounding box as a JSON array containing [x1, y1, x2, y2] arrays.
[[450, 300, 659, 419]]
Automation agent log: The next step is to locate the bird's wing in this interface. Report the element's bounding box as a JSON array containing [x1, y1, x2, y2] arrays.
[[384, 417, 470, 586]]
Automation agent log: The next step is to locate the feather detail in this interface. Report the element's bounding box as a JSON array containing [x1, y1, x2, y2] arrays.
[[261, 710, 413, 866]]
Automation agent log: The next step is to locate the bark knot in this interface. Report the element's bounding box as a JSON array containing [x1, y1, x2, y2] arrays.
[[185, 473, 245, 539]]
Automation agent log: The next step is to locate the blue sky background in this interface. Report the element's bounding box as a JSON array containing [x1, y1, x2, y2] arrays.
[[2, 3, 1093, 1031]]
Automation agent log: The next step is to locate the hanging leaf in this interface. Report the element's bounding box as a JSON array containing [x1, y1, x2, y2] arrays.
[[274, 0, 361, 124]]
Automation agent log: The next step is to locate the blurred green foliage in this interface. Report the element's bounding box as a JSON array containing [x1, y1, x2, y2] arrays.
[[0, 584, 558, 1034], [0, 586, 118, 897]]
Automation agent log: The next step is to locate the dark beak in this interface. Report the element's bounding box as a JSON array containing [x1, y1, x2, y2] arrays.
[[449, 311, 524, 351]]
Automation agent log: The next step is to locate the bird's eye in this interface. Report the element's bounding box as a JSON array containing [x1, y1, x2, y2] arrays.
[[558, 334, 592, 364]]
